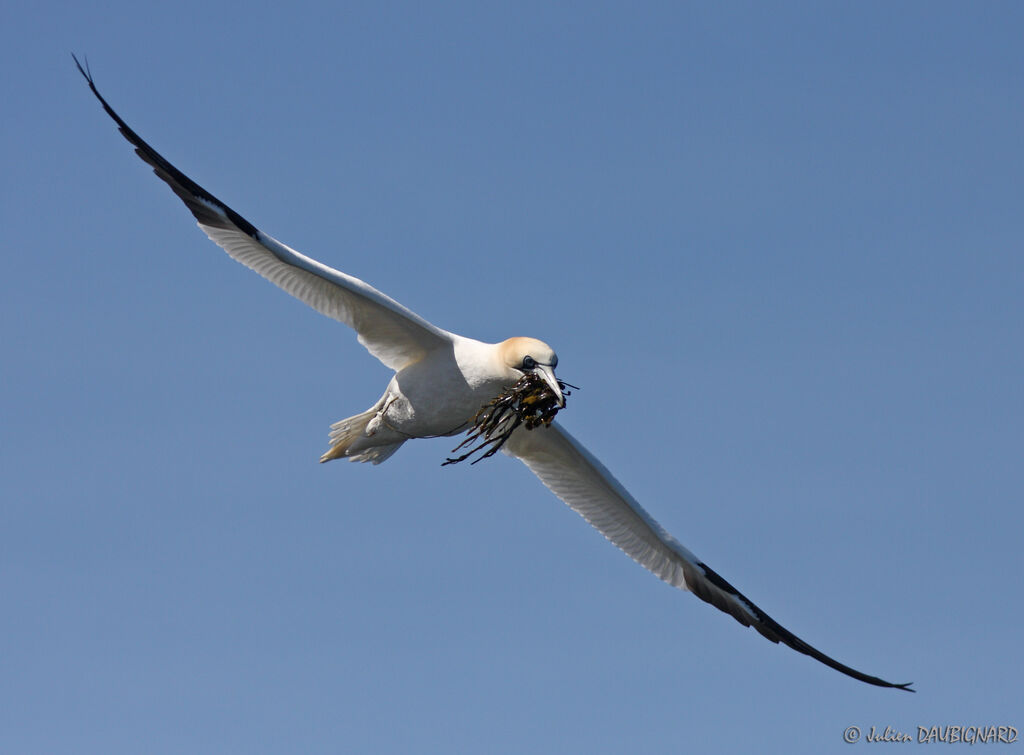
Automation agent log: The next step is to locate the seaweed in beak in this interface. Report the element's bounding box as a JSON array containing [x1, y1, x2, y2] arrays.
[[532, 363, 565, 408], [443, 373, 577, 466]]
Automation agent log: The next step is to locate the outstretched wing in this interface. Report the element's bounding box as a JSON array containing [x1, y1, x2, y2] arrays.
[[504, 422, 913, 691], [74, 56, 452, 372]]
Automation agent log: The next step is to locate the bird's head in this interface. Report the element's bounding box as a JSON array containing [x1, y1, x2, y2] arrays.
[[498, 337, 564, 408]]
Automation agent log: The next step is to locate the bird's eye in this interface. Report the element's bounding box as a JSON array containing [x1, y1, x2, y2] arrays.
[[521, 355, 537, 370]]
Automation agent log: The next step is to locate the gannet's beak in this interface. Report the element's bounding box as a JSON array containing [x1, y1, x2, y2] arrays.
[[532, 364, 565, 408]]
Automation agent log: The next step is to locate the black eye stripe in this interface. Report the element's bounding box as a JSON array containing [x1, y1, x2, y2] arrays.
[[522, 355, 537, 369]]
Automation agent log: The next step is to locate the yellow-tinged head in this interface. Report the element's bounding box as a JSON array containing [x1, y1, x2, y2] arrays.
[[498, 337, 564, 407]]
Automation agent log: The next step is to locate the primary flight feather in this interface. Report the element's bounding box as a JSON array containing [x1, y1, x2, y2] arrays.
[[74, 56, 912, 691]]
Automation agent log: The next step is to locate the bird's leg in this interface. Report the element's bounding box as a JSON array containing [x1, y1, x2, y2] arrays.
[[365, 394, 399, 437]]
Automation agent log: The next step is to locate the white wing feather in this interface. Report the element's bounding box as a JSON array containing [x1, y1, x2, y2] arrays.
[[76, 59, 451, 371], [503, 422, 913, 690], [199, 222, 451, 370]]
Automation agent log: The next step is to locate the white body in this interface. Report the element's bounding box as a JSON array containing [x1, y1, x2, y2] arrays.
[[333, 337, 528, 463]]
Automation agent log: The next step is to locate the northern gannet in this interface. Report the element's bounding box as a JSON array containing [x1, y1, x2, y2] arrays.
[[74, 57, 912, 691]]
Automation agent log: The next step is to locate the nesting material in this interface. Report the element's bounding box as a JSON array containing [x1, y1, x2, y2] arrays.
[[443, 374, 576, 466]]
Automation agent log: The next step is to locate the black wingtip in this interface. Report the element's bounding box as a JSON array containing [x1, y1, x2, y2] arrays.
[[72, 55, 262, 240], [695, 560, 914, 691], [72, 53, 92, 86]]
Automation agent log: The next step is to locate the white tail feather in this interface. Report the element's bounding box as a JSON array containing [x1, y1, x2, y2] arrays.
[[320, 404, 405, 464]]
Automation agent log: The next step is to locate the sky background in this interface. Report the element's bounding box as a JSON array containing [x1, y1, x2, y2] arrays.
[[2, 2, 1022, 752]]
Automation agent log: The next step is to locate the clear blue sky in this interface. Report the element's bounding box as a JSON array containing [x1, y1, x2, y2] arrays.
[[2, 2, 1021, 752]]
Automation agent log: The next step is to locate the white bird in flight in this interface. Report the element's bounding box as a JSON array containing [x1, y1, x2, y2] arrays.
[[75, 56, 912, 691]]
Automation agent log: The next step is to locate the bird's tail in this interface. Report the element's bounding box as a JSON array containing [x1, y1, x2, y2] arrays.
[[320, 405, 404, 464]]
